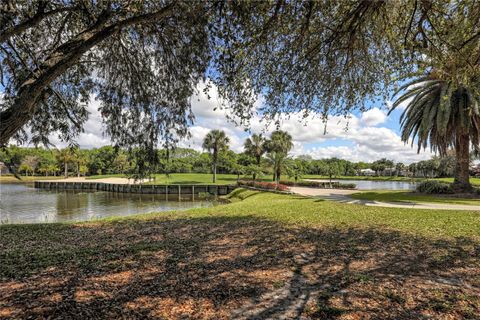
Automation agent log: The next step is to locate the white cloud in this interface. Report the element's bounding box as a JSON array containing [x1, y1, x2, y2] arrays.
[[360, 107, 386, 126], [32, 82, 434, 164]]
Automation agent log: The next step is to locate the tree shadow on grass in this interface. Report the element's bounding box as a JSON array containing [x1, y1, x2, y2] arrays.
[[0, 216, 479, 319]]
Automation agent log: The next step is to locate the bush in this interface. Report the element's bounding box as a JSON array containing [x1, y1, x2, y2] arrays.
[[416, 180, 454, 194], [238, 180, 289, 191], [279, 180, 333, 188], [338, 183, 357, 189]]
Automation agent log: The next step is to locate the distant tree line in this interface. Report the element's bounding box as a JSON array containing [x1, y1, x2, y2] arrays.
[[1, 130, 477, 181]]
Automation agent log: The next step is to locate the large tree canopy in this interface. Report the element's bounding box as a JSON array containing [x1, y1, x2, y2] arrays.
[[1, 1, 479, 160]]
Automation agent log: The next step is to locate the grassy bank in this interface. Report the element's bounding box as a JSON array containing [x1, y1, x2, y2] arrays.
[[0, 175, 62, 183], [1, 190, 479, 318], [351, 190, 480, 206]]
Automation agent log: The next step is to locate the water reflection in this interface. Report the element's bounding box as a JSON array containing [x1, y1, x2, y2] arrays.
[[0, 183, 218, 224]]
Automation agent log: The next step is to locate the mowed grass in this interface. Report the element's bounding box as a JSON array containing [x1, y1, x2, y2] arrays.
[[0, 175, 62, 183], [1, 189, 479, 318], [351, 190, 480, 206], [436, 176, 480, 186]]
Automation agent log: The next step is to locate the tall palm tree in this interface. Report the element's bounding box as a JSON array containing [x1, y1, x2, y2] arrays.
[[202, 130, 230, 183], [390, 77, 480, 191], [72, 148, 87, 177], [265, 130, 293, 183], [56, 148, 74, 178], [244, 133, 266, 180]]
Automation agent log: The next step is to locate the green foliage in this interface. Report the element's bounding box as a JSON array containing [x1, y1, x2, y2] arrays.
[[416, 181, 454, 194], [202, 130, 230, 183], [265, 130, 293, 183], [391, 78, 480, 189]]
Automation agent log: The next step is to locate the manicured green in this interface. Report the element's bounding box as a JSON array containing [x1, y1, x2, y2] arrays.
[[351, 190, 480, 206]]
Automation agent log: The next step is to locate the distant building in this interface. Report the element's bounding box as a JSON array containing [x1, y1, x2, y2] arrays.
[[359, 168, 375, 176]]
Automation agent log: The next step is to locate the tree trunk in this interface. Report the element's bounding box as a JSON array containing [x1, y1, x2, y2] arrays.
[[64, 161, 68, 178], [213, 163, 217, 183], [77, 162, 80, 177], [453, 132, 471, 191], [0, 5, 175, 145]]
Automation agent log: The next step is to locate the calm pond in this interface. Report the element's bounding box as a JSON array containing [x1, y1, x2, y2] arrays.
[[335, 179, 417, 190], [0, 183, 219, 224]]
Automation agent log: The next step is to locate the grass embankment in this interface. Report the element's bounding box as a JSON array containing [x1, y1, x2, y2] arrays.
[[1, 189, 479, 319], [351, 190, 480, 206], [0, 175, 62, 183]]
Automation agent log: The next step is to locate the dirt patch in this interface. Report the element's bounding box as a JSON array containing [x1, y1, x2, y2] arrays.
[[1, 217, 479, 319]]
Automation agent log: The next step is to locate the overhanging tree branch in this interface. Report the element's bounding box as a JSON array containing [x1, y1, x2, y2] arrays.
[[0, 2, 176, 145]]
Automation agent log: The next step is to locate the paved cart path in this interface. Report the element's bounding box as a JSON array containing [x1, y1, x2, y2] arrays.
[[290, 187, 480, 211]]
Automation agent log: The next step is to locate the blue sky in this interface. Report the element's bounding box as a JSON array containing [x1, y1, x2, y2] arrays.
[[45, 81, 432, 164]]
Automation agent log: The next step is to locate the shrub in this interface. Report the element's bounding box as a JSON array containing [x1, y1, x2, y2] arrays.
[[338, 183, 357, 189], [416, 180, 454, 194], [238, 180, 289, 191], [279, 180, 333, 188]]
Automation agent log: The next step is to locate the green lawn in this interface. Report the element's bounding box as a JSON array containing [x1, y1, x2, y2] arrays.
[[144, 173, 241, 185], [351, 190, 480, 206], [435, 176, 480, 186], [0, 175, 62, 183], [1, 190, 479, 318]]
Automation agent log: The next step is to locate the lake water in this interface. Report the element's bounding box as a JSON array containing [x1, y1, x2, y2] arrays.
[[0, 183, 218, 224], [336, 179, 417, 190]]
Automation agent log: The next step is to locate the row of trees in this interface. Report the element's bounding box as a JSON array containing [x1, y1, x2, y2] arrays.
[[2, 131, 475, 182]]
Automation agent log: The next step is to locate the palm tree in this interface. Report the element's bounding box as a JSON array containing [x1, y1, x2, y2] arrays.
[[244, 133, 266, 180], [265, 130, 293, 183], [56, 148, 74, 178], [72, 148, 87, 177], [390, 77, 480, 191], [202, 130, 230, 183], [395, 162, 405, 176]]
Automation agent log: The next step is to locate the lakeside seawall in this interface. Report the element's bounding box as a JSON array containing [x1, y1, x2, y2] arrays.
[[34, 180, 237, 196]]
